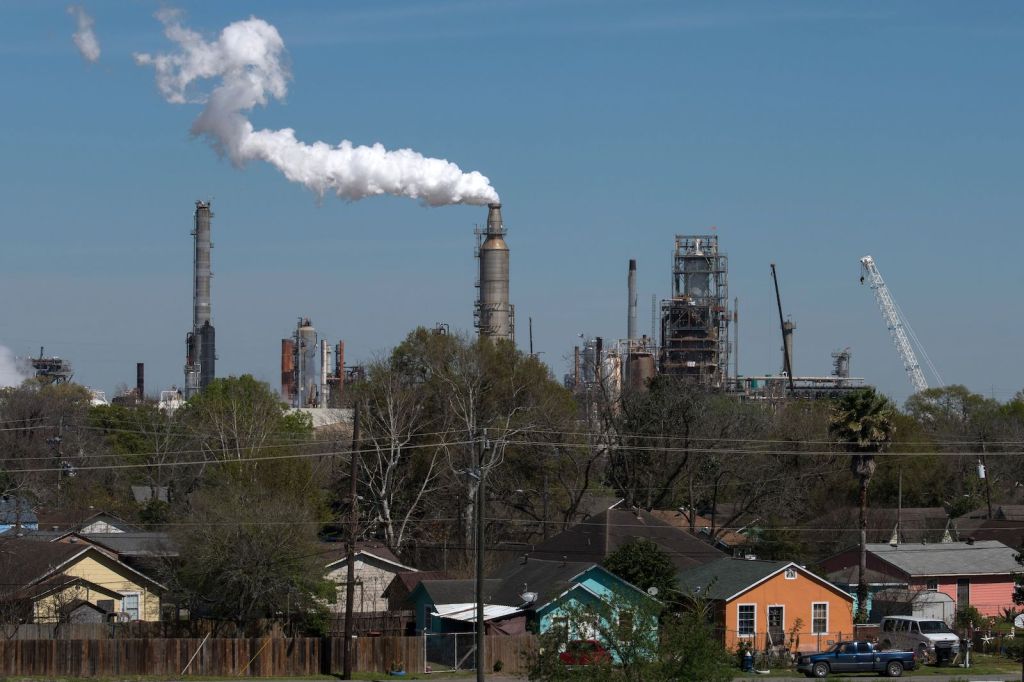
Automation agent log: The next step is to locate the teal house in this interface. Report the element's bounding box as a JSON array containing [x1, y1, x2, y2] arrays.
[[409, 558, 659, 651]]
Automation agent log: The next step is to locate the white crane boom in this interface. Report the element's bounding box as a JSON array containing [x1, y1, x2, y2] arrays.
[[859, 255, 931, 394]]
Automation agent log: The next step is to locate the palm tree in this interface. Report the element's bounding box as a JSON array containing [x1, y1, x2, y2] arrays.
[[829, 388, 896, 623]]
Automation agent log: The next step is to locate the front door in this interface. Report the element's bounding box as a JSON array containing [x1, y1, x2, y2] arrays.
[[767, 606, 784, 646], [957, 579, 970, 611]]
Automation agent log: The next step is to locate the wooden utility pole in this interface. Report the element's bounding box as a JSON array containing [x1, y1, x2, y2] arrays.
[[342, 404, 360, 680], [476, 432, 490, 682]]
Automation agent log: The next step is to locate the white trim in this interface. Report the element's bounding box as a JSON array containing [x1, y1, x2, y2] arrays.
[[724, 562, 851, 603], [120, 591, 141, 621], [811, 601, 829, 635], [737, 602, 756, 637], [766, 604, 785, 643], [324, 550, 416, 573]]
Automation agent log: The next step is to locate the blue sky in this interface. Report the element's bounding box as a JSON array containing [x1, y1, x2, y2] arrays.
[[0, 0, 1021, 404]]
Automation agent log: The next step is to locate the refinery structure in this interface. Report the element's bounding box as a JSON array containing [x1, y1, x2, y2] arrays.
[[10, 198, 948, 410]]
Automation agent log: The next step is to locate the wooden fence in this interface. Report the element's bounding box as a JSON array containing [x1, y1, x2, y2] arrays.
[[0, 635, 538, 676]]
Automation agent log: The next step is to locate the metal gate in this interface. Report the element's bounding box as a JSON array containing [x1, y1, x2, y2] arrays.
[[423, 632, 477, 673]]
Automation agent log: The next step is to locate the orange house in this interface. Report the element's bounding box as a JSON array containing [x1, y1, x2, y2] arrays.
[[678, 557, 854, 653]]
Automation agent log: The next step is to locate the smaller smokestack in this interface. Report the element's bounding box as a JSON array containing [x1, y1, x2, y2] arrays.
[[573, 346, 580, 389], [136, 363, 144, 399], [320, 340, 329, 408], [627, 259, 638, 342], [281, 338, 295, 403]]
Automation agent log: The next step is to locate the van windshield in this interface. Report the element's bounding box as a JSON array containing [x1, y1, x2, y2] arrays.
[[918, 621, 952, 634]]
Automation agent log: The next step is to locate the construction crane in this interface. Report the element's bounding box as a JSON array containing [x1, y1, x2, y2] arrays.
[[859, 255, 942, 394]]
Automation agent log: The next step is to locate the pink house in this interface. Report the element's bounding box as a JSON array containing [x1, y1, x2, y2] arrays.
[[821, 540, 1020, 618]]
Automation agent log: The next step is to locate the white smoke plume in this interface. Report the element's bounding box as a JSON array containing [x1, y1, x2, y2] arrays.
[[134, 11, 499, 206], [67, 5, 101, 63], [0, 346, 29, 389]]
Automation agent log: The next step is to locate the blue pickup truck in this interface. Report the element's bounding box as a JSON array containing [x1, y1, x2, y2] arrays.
[[795, 641, 917, 678]]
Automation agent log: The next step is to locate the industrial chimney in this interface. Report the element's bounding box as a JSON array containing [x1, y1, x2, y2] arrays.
[[627, 259, 638, 341], [476, 203, 513, 342], [184, 200, 215, 398]]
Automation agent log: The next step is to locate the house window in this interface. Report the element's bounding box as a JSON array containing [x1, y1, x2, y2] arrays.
[[812, 603, 828, 634], [784, 568, 797, 580], [737, 604, 755, 636], [926, 579, 938, 591], [619, 610, 634, 632], [121, 593, 140, 621]]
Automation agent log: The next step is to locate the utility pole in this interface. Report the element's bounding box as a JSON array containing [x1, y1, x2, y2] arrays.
[[982, 439, 993, 520], [342, 404, 360, 680], [476, 431, 491, 682]]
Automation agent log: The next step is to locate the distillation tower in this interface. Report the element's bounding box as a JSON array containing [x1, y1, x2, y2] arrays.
[[658, 235, 730, 387], [474, 203, 514, 342]]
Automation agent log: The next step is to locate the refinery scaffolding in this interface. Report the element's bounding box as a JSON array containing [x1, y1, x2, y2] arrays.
[[658, 234, 730, 388]]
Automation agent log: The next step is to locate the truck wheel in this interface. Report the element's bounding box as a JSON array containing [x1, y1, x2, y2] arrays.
[[885, 660, 903, 677], [812, 661, 830, 678]]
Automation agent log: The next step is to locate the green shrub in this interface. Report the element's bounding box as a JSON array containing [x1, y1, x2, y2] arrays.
[[955, 604, 984, 630]]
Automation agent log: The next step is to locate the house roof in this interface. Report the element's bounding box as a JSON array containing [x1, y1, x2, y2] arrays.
[[525, 508, 724, 571], [417, 579, 504, 606], [954, 518, 1024, 548], [0, 496, 37, 527], [21, 573, 124, 601], [34, 510, 139, 533], [0, 537, 166, 592], [491, 558, 602, 607], [677, 557, 852, 603], [81, 532, 177, 557], [862, 540, 1021, 577], [648, 509, 751, 547], [825, 565, 907, 587], [959, 505, 1024, 521], [388, 570, 448, 594], [319, 541, 410, 570], [431, 603, 524, 622]]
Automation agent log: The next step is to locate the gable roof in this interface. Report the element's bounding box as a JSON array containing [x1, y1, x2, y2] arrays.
[[34, 510, 140, 534], [953, 518, 1024, 548], [862, 540, 1021, 577], [320, 541, 412, 571], [677, 557, 852, 603], [491, 558, 602, 607], [959, 505, 1024, 521], [387, 570, 449, 594], [415, 579, 504, 606], [525, 508, 724, 571], [0, 538, 166, 592]]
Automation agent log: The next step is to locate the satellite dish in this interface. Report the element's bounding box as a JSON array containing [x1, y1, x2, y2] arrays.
[[1014, 614, 1024, 629], [647, 586, 659, 596], [520, 592, 538, 605]]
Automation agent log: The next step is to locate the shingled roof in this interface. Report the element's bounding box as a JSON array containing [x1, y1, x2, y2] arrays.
[[862, 540, 1020, 577], [525, 508, 724, 571]]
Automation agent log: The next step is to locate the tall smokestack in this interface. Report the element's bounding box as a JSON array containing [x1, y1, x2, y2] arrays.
[[476, 203, 513, 342], [319, 340, 329, 408], [185, 200, 214, 398], [627, 259, 638, 341], [136, 362, 144, 400], [782, 319, 796, 377]]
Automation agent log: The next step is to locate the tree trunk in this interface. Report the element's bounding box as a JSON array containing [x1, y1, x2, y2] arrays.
[[857, 473, 869, 623]]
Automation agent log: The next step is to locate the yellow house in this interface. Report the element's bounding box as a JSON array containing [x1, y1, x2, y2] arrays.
[[3, 538, 165, 622]]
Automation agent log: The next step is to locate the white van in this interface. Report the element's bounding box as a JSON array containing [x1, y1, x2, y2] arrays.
[[879, 615, 960, 662]]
